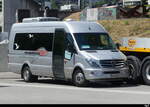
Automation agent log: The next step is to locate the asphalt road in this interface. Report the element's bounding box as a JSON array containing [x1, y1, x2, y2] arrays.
[[0, 72, 150, 104]]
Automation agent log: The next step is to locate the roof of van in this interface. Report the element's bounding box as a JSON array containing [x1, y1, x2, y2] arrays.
[[12, 21, 107, 33]]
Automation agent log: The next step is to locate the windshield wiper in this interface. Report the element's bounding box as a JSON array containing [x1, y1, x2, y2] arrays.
[[103, 46, 118, 52]]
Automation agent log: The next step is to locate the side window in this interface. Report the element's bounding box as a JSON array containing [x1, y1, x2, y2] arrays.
[[13, 33, 53, 51], [64, 34, 76, 60], [65, 33, 75, 52], [14, 33, 30, 50], [33, 33, 53, 51]]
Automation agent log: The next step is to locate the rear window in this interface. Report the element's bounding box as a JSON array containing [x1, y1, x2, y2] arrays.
[[13, 33, 53, 51]]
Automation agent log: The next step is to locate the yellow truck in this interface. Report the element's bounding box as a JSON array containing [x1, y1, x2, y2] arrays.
[[120, 37, 150, 85]]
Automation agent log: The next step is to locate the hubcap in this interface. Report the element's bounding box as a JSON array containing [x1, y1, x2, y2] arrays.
[[23, 69, 30, 81], [146, 66, 150, 80], [75, 72, 85, 84]]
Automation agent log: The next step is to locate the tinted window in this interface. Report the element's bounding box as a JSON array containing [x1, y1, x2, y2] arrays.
[[65, 33, 74, 52], [14, 33, 53, 51]]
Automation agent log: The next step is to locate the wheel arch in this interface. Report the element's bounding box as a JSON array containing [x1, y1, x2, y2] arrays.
[[21, 62, 31, 78], [140, 56, 150, 72], [72, 66, 84, 80], [72, 66, 88, 87]]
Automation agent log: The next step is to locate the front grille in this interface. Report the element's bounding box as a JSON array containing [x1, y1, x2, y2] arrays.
[[100, 60, 126, 68]]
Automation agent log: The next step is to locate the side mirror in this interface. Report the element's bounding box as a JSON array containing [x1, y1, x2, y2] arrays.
[[70, 47, 77, 54], [68, 44, 77, 54], [73, 46, 77, 53], [116, 43, 121, 50]]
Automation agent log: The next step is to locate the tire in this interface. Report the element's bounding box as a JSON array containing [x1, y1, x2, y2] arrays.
[[142, 61, 150, 85], [127, 56, 141, 83], [73, 69, 88, 87], [22, 66, 38, 82]]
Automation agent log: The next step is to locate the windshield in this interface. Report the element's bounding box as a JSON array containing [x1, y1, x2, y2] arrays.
[[74, 33, 116, 50]]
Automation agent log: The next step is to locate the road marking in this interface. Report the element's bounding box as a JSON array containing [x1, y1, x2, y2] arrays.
[[0, 82, 150, 95]]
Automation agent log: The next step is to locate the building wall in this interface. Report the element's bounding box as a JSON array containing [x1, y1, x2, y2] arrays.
[[2, 0, 40, 33], [0, 44, 8, 72], [81, 7, 118, 21]]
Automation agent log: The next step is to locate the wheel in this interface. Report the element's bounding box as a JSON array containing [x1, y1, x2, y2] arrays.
[[22, 66, 38, 82], [127, 56, 141, 83], [73, 69, 88, 87], [142, 61, 150, 85]]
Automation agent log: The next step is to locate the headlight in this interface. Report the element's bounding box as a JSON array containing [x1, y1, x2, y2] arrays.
[[85, 58, 101, 68]]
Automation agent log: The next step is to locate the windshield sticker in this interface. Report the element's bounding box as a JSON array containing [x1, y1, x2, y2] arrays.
[[81, 45, 90, 49]]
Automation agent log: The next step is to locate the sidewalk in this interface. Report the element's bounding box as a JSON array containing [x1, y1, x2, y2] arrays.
[[0, 72, 20, 79]]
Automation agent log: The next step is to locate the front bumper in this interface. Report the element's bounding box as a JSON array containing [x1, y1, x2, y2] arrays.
[[84, 67, 129, 82]]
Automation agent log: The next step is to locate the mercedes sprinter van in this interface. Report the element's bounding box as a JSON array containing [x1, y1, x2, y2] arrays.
[[8, 17, 129, 87]]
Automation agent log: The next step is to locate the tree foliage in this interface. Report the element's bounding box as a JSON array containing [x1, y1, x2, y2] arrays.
[[50, 0, 58, 9]]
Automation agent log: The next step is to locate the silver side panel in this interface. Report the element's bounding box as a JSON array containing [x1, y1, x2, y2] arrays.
[[8, 52, 53, 77], [64, 54, 75, 79]]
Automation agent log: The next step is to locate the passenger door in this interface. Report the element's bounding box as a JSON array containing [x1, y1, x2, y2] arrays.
[[52, 29, 66, 79], [64, 34, 76, 79]]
